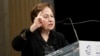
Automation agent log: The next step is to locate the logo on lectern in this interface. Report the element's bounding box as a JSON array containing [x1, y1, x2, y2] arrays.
[[85, 45, 91, 55]]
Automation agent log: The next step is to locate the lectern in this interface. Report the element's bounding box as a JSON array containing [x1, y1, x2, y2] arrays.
[[45, 40, 100, 56]]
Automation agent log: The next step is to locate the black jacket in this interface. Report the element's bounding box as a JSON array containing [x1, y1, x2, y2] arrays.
[[12, 28, 68, 56]]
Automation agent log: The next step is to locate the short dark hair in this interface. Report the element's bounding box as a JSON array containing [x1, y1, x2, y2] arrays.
[[31, 2, 54, 23]]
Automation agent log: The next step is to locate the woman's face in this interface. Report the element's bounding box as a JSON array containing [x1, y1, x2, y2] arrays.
[[40, 7, 55, 31]]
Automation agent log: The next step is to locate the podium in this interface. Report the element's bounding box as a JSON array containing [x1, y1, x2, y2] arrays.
[[45, 40, 100, 56]]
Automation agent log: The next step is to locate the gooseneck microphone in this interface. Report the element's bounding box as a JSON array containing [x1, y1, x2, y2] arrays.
[[63, 17, 79, 41]]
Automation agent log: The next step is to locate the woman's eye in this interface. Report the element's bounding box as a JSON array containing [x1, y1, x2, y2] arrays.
[[43, 14, 49, 18], [43, 14, 54, 18], [43, 15, 48, 18], [51, 15, 54, 18]]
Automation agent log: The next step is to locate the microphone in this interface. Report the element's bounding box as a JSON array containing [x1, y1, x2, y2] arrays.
[[63, 17, 79, 41]]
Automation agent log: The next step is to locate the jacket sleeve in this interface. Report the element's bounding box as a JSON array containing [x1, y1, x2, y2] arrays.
[[58, 32, 69, 47], [61, 34, 69, 47], [12, 28, 32, 51]]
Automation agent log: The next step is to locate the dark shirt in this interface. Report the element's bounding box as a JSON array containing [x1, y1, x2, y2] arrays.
[[12, 28, 68, 56]]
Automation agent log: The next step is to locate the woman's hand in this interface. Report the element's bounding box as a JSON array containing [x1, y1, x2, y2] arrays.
[[30, 12, 43, 32]]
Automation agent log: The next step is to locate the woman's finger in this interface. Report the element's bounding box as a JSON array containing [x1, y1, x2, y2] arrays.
[[37, 12, 42, 17]]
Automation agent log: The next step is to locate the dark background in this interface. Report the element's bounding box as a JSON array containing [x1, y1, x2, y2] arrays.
[[54, 0, 100, 44]]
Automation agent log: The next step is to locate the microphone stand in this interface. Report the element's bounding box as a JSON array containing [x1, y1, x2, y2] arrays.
[[68, 18, 79, 56], [68, 18, 79, 41], [63, 17, 79, 56]]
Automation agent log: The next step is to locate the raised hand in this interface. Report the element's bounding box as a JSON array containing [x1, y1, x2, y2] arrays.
[[30, 12, 43, 32]]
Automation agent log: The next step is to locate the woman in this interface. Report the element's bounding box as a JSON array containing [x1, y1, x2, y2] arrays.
[[12, 2, 69, 56]]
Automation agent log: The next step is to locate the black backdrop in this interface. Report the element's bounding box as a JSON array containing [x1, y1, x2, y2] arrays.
[[54, 0, 100, 44]]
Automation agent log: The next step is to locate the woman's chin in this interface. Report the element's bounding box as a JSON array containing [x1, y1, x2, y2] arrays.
[[48, 27, 54, 30]]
